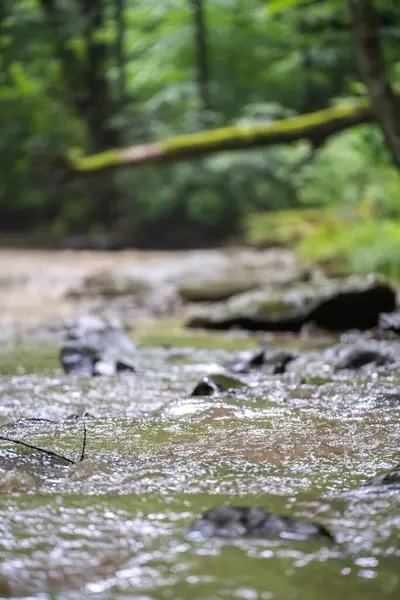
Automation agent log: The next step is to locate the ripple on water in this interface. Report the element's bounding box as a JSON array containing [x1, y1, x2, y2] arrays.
[[0, 344, 399, 598]]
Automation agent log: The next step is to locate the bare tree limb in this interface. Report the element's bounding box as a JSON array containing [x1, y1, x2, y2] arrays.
[[0, 434, 75, 465], [79, 424, 87, 462]]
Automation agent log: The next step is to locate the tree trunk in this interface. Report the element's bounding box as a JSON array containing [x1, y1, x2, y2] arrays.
[[349, 0, 400, 169], [190, 0, 212, 127], [115, 0, 126, 104], [40, 0, 124, 224]]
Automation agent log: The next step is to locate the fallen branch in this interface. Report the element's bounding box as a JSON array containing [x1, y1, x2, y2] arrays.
[[67, 101, 373, 174], [0, 418, 58, 429], [79, 424, 87, 462], [0, 434, 75, 465]]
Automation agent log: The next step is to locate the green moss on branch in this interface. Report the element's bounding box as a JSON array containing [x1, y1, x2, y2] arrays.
[[68, 101, 373, 173]]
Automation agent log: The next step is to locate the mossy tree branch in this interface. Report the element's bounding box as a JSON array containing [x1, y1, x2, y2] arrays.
[[67, 101, 375, 174]]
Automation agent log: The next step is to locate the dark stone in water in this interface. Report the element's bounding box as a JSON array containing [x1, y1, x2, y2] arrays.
[[188, 506, 334, 541], [191, 377, 220, 396], [335, 347, 393, 370], [366, 465, 400, 487], [60, 347, 94, 376], [186, 279, 396, 333], [379, 312, 400, 336], [232, 348, 296, 374], [191, 373, 246, 396], [307, 284, 396, 331], [60, 316, 136, 376], [187, 314, 303, 333], [65, 411, 96, 421]]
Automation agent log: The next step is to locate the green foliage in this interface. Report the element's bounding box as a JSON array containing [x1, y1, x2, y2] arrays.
[[295, 126, 400, 212], [299, 219, 400, 281], [245, 206, 358, 247], [0, 0, 400, 254], [245, 119, 400, 280]]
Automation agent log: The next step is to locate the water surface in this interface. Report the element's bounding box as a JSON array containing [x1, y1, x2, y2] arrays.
[[0, 339, 399, 599]]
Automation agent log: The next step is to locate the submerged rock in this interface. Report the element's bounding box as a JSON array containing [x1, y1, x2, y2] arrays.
[[379, 312, 400, 336], [231, 347, 296, 374], [67, 269, 179, 318], [366, 465, 400, 487], [0, 467, 40, 493], [186, 277, 396, 333], [179, 276, 261, 303], [178, 248, 302, 303], [60, 315, 136, 376], [188, 506, 334, 541], [335, 347, 394, 370], [66, 248, 300, 319], [329, 337, 399, 372], [191, 373, 246, 396]]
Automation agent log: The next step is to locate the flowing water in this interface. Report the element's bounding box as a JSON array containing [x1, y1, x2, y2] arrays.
[[0, 336, 399, 599]]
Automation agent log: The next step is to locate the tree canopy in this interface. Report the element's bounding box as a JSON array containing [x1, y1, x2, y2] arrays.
[[1, 0, 399, 247]]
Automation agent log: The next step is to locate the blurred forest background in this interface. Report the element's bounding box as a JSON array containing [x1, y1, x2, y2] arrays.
[[1, 0, 399, 278]]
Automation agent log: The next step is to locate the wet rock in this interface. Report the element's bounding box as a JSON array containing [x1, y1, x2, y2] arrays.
[[335, 347, 394, 370], [65, 411, 96, 421], [69, 270, 153, 298], [179, 276, 261, 303], [300, 376, 333, 386], [188, 506, 334, 541], [231, 348, 266, 373], [0, 467, 40, 493], [379, 312, 400, 336], [330, 337, 400, 371], [66, 248, 300, 319], [186, 277, 396, 333], [307, 281, 396, 331], [60, 348, 94, 376], [365, 464, 400, 487], [191, 373, 246, 396], [191, 377, 220, 396], [60, 315, 136, 376], [177, 248, 301, 303], [231, 348, 296, 374], [67, 269, 179, 318]]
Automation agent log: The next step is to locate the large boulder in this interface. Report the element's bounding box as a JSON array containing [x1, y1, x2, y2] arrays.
[[66, 248, 302, 317], [60, 315, 136, 376], [177, 248, 302, 302], [335, 346, 396, 371], [67, 270, 179, 317], [186, 277, 396, 333]]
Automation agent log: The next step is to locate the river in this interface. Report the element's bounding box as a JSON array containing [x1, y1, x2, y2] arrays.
[[0, 250, 399, 599]]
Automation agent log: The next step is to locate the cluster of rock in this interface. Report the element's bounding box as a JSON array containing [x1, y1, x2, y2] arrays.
[[57, 251, 399, 542], [188, 506, 334, 540], [60, 315, 136, 376], [186, 276, 397, 333]]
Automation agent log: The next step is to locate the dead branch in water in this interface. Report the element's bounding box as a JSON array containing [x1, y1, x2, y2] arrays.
[[0, 434, 75, 465], [79, 424, 87, 462]]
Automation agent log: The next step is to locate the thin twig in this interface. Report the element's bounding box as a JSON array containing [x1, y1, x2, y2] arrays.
[[0, 434, 75, 465], [0, 418, 58, 430], [79, 423, 87, 462]]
